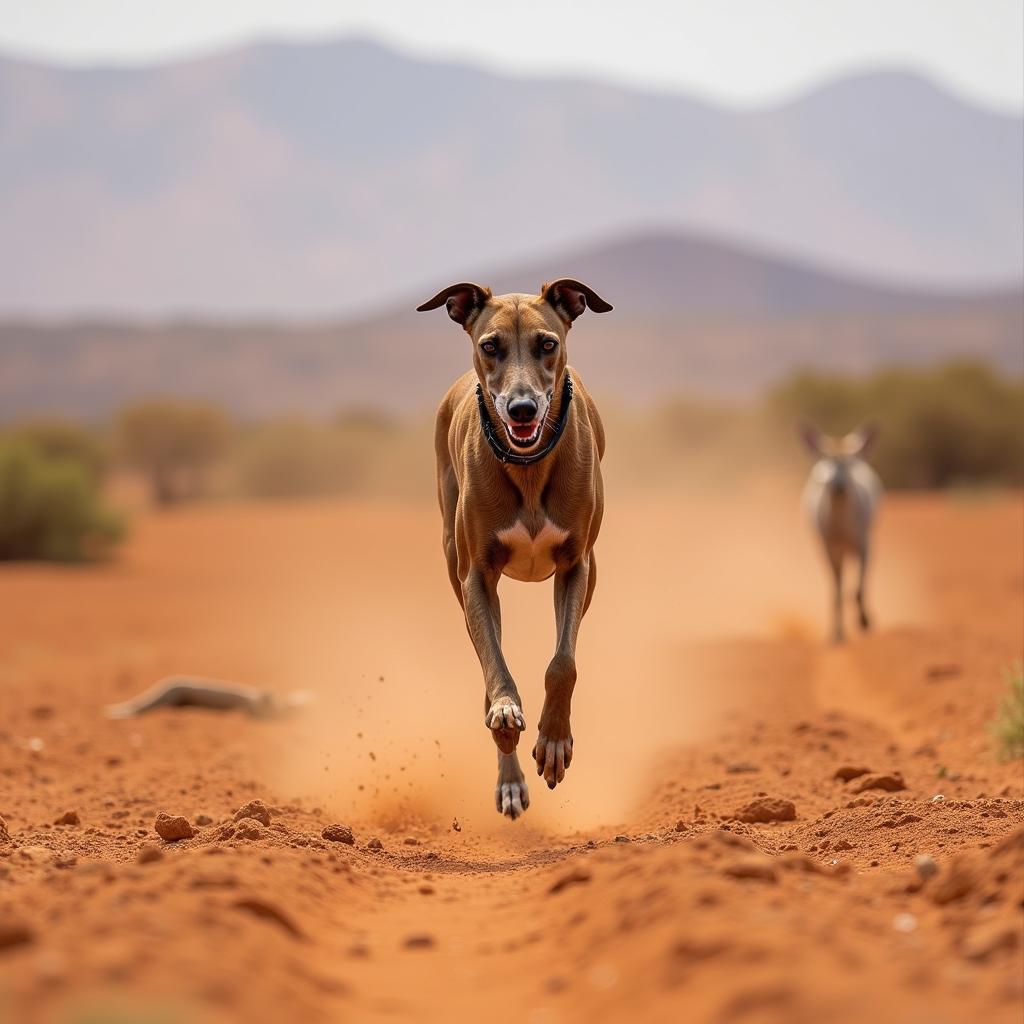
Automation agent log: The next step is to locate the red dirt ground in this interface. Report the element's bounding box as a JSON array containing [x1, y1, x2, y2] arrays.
[[1, 489, 1022, 1023]]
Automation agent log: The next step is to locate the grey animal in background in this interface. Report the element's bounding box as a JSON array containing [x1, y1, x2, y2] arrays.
[[799, 422, 883, 643], [105, 677, 313, 719]]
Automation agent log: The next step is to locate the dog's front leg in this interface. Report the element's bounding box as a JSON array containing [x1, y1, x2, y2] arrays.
[[534, 554, 593, 789], [462, 567, 525, 753]]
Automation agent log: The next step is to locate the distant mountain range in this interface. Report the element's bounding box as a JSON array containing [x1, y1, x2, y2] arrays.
[[0, 36, 1021, 316], [1, 231, 1019, 419]]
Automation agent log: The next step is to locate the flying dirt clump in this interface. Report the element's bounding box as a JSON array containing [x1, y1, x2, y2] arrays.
[[233, 799, 272, 826], [154, 813, 196, 841], [730, 797, 797, 823], [322, 824, 356, 845]]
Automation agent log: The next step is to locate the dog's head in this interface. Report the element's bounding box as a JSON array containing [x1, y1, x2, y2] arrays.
[[798, 420, 879, 495], [417, 280, 612, 449]]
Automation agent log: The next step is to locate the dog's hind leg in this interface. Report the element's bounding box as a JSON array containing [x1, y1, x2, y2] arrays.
[[533, 553, 593, 789], [495, 750, 529, 820]]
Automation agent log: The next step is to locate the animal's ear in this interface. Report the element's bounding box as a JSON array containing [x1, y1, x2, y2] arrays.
[[797, 419, 825, 456], [541, 278, 613, 324], [416, 282, 492, 327], [846, 421, 879, 457]]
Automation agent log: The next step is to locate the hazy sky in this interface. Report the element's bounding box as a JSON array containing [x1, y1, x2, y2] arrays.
[[1, 0, 1021, 111]]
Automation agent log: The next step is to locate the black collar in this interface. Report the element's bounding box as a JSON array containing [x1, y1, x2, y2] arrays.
[[476, 372, 573, 467]]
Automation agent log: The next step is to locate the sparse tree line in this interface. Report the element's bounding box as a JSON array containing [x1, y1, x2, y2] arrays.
[[0, 360, 1020, 562]]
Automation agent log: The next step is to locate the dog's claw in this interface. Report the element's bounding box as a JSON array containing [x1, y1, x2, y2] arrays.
[[532, 734, 572, 789]]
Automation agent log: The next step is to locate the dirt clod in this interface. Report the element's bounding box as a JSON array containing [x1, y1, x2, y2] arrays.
[[136, 844, 164, 864], [834, 766, 872, 782], [853, 773, 906, 793], [154, 813, 195, 841], [0, 922, 34, 952], [403, 934, 435, 950], [366, 837, 383, 851], [322, 824, 355, 845], [723, 854, 778, 882], [54, 810, 80, 826], [730, 797, 797, 824], [233, 800, 271, 826]]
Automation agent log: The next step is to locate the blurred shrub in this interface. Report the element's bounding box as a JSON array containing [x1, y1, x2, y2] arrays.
[[6, 419, 109, 481], [0, 439, 123, 561], [770, 361, 1024, 488], [115, 400, 230, 504], [991, 662, 1024, 762], [233, 418, 365, 498]]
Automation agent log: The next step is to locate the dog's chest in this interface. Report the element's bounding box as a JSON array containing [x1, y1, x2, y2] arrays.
[[496, 518, 569, 583]]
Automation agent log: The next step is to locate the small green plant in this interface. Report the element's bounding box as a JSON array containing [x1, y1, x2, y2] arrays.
[[991, 661, 1024, 762], [0, 439, 124, 561]]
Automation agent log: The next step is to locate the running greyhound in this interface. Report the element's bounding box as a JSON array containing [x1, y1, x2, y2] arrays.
[[418, 279, 612, 819], [799, 422, 883, 644]]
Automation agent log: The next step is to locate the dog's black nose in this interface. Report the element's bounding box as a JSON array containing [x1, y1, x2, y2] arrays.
[[508, 397, 538, 423]]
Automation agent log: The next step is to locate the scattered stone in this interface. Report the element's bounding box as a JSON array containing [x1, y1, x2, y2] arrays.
[[931, 794, 946, 803], [548, 867, 592, 895], [136, 844, 164, 865], [893, 913, 917, 933], [54, 810, 80, 826], [723, 854, 778, 883], [925, 663, 961, 681], [730, 797, 796, 824], [194, 814, 214, 826], [418, 884, 435, 895], [833, 839, 854, 851], [834, 766, 872, 782], [451, 818, 461, 832], [233, 800, 271, 827], [366, 837, 383, 851], [0, 921, 34, 952], [726, 762, 760, 774], [154, 813, 195, 842], [853, 773, 905, 794], [322, 824, 355, 845], [614, 835, 631, 843], [914, 854, 938, 880], [403, 837, 419, 846], [403, 934, 435, 950], [235, 818, 264, 841], [674, 820, 689, 832]]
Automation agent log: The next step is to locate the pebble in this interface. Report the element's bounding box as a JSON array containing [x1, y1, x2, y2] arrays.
[[322, 824, 355, 845], [853, 773, 906, 794], [914, 854, 938, 879], [154, 813, 195, 842], [730, 797, 797, 824], [54, 810, 80, 826], [366, 837, 384, 851], [893, 913, 918, 933], [233, 800, 271, 826], [137, 844, 164, 865]]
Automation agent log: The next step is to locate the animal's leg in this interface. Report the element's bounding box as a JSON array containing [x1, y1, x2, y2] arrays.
[[827, 544, 845, 644], [495, 750, 530, 819], [462, 568, 525, 753], [534, 553, 593, 789], [856, 543, 871, 631]]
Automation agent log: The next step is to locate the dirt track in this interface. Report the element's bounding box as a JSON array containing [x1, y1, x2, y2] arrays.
[[1, 490, 1022, 1023]]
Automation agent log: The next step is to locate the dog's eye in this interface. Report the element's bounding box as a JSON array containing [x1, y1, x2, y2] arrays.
[[480, 340, 498, 356], [541, 338, 558, 353]]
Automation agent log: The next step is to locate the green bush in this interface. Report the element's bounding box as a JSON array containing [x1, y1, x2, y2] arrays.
[[771, 361, 1024, 488], [0, 440, 124, 561], [7, 419, 109, 482]]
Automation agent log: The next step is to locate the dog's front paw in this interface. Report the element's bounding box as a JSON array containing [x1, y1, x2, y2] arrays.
[[495, 754, 530, 820], [532, 732, 573, 790], [487, 695, 525, 754]]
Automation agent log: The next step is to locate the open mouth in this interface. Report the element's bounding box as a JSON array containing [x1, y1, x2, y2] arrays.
[[504, 421, 542, 448]]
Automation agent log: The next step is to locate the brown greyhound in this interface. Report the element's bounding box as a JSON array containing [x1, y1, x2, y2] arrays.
[[417, 279, 612, 819]]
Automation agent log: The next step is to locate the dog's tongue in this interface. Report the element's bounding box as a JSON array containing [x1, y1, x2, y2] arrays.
[[511, 423, 538, 440]]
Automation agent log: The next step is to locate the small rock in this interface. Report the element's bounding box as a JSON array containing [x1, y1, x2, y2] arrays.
[[54, 810, 80, 826], [853, 773, 905, 794], [931, 794, 946, 803], [451, 818, 461, 832], [730, 797, 797, 824], [233, 800, 271, 827], [914, 854, 938, 880], [403, 934, 435, 950], [834, 766, 872, 782], [674, 820, 689, 832], [154, 813, 195, 842], [726, 762, 759, 774], [322, 824, 355, 845], [614, 835, 631, 843], [194, 814, 214, 826], [893, 913, 918, 933], [723, 854, 778, 882], [235, 818, 264, 841], [366, 837, 383, 851], [403, 837, 419, 846], [136, 844, 164, 865]]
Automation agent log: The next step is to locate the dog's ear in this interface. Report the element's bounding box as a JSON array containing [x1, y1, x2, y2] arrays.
[[845, 421, 879, 457], [416, 282, 492, 327], [797, 419, 825, 456], [541, 279, 613, 324]]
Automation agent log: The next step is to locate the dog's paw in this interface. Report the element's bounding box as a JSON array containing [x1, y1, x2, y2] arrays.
[[487, 696, 525, 754], [495, 757, 530, 820], [532, 733, 573, 790]]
